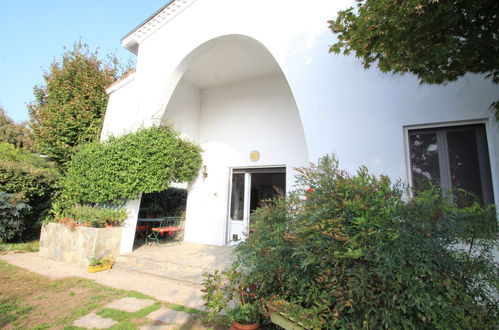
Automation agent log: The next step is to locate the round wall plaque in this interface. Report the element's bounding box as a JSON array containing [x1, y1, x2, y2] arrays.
[[249, 150, 260, 162]]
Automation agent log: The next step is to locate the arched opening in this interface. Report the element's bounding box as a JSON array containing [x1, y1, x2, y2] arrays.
[[161, 35, 308, 245]]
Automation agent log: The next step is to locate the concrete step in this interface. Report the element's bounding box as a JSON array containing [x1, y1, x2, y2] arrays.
[[114, 254, 211, 287]]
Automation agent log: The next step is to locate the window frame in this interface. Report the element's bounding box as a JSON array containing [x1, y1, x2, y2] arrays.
[[403, 119, 495, 204]]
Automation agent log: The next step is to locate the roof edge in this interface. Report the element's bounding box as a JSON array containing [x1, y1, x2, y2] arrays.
[[121, 0, 197, 54], [121, 0, 175, 43], [106, 70, 136, 94]]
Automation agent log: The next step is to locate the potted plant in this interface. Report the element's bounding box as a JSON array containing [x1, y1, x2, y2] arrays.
[[202, 265, 261, 328], [227, 303, 261, 330], [265, 298, 323, 330], [53, 204, 128, 228], [87, 255, 113, 273]]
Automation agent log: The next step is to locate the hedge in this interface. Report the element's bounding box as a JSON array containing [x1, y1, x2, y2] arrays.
[[60, 126, 202, 205]]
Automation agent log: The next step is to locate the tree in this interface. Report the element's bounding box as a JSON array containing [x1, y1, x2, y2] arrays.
[[329, 0, 499, 118], [0, 107, 35, 151], [0, 142, 58, 241], [28, 41, 128, 166]]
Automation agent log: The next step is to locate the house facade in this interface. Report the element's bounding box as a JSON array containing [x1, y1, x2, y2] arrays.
[[101, 0, 499, 254]]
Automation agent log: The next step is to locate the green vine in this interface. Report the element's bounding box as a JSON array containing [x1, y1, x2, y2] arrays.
[[60, 126, 202, 205]]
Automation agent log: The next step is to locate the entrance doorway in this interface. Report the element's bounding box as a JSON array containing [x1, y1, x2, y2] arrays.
[[227, 167, 286, 244]]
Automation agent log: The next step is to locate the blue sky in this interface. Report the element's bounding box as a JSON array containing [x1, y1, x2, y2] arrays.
[[0, 1, 167, 123]]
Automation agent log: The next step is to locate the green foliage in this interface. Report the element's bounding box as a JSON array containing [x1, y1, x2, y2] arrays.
[[267, 299, 323, 329], [28, 41, 129, 166], [329, 0, 499, 119], [235, 155, 498, 329], [0, 107, 35, 151], [226, 303, 260, 325], [55, 204, 128, 228], [0, 143, 59, 240], [202, 266, 259, 322], [88, 255, 113, 267], [0, 142, 57, 171], [139, 188, 188, 217], [0, 240, 39, 253], [60, 126, 202, 205], [0, 300, 33, 325], [0, 192, 30, 243]]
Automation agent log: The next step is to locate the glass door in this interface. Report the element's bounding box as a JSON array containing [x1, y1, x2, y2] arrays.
[[227, 167, 285, 244]]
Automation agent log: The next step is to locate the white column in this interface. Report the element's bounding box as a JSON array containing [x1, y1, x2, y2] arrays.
[[119, 197, 142, 254]]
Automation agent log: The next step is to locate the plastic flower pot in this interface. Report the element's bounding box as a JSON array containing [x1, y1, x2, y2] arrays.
[[87, 263, 112, 273]]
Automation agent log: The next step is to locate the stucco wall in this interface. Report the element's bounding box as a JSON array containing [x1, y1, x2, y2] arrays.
[[161, 79, 201, 140], [101, 75, 139, 139], [165, 73, 308, 245], [103, 0, 499, 247], [110, 0, 497, 201]]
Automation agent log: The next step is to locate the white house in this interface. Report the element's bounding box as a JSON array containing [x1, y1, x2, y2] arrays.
[[101, 0, 499, 254]]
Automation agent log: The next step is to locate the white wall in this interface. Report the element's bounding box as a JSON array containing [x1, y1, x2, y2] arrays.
[[101, 75, 139, 139], [119, 0, 496, 204], [164, 73, 308, 245], [102, 0, 499, 248], [161, 79, 201, 140]]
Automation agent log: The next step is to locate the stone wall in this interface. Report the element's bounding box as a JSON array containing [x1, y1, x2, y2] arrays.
[[39, 223, 122, 267]]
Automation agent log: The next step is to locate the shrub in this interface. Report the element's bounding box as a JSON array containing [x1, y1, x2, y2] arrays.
[[53, 204, 128, 228], [202, 266, 261, 323], [0, 192, 31, 243], [139, 188, 188, 217], [235, 155, 498, 329], [60, 126, 202, 206], [0, 143, 58, 240]]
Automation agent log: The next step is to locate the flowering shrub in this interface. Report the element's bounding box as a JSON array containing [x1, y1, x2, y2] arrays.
[[235, 155, 498, 328]]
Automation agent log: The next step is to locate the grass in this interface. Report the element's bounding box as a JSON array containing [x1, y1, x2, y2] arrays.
[[0, 260, 229, 329], [0, 239, 39, 253]]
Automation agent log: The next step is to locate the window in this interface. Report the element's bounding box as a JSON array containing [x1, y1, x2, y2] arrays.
[[408, 124, 494, 205]]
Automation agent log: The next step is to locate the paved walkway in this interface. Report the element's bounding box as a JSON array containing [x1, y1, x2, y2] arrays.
[[0, 252, 205, 310], [115, 241, 234, 285], [72, 296, 191, 329]]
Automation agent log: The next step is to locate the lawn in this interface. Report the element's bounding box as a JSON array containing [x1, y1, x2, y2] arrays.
[[0, 260, 228, 329], [0, 240, 39, 253]]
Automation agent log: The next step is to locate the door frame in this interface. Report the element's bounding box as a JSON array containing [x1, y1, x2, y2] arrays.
[[225, 165, 286, 245]]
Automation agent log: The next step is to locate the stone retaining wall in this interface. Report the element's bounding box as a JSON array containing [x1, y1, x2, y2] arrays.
[[39, 223, 122, 267]]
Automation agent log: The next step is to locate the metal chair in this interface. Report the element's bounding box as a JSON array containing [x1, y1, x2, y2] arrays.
[[146, 217, 183, 245]]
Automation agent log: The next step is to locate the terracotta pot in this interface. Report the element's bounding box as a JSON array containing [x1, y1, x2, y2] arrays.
[[105, 224, 113, 228], [230, 321, 260, 330]]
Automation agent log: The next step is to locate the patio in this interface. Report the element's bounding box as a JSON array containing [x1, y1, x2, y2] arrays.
[[114, 241, 234, 286]]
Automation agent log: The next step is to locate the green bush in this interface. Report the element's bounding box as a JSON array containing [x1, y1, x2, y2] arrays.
[[56, 204, 128, 228], [235, 155, 498, 329], [0, 192, 31, 243], [60, 126, 202, 205], [0, 143, 58, 240], [139, 188, 188, 217], [226, 303, 260, 324]]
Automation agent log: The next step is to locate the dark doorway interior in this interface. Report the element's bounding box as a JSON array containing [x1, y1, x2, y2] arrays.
[[250, 172, 286, 213]]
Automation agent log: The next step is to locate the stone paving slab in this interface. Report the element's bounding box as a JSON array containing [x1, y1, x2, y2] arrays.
[[73, 313, 117, 329], [106, 297, 156, 312], [147, 307, 190, 324], [140, 325, 177, 330]]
